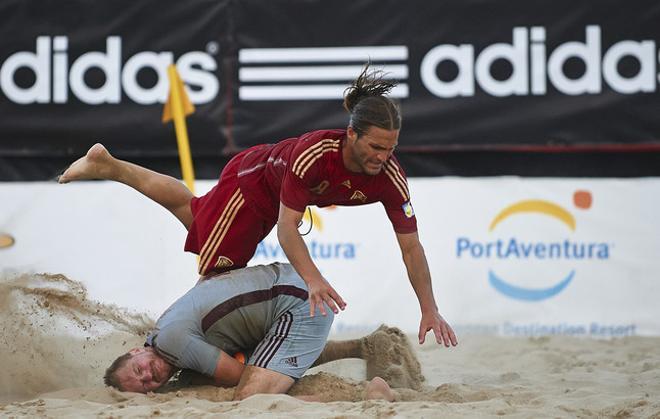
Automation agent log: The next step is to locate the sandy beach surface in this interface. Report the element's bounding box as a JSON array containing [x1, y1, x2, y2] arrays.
[[1, 273, 659, 418]]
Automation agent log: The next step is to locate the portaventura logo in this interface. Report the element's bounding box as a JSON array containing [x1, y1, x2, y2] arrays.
[[254, 208, 357, 260], [456, 192, 611, 301], [0, 36, 219, 105]]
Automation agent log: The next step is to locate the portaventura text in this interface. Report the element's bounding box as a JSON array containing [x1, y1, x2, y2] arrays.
[[456, 237, 610, 259]]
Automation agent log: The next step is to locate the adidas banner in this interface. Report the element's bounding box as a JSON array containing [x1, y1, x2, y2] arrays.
[[1, 0, 660, 178]]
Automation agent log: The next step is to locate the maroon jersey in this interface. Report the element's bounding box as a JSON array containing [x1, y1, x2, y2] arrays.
[[237, 129, 417, 234]]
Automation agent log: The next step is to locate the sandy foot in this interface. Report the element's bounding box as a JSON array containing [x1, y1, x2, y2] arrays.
[[58, 143, 115, 183], [365, 377, 395, 401]]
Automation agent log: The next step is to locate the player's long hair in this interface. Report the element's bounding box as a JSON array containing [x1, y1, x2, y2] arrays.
[[343, 63, 401, 136]]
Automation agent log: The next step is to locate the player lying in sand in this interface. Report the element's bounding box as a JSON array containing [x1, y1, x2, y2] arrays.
[[104, 262, 395, 401]]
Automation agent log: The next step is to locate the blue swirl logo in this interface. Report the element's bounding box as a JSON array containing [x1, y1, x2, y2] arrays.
[[489, 199, 576, 301], [456, 192, 610, 302]]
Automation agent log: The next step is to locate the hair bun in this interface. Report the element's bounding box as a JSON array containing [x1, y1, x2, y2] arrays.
[[343, 64, 397, 113]]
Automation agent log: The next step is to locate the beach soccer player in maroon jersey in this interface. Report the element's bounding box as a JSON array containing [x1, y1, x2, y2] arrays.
[[59, 65, 458, 348]]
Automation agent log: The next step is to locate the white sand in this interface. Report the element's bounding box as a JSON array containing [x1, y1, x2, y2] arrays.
[[1, 273, 659, 418]]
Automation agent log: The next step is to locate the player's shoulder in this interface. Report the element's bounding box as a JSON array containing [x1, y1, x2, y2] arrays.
[[381, 154, 408, 180], [379, 154, 411, 202], [290, 129, 345, 179], [295, 129, 345, 148], [148, 320, 194, 364], [385, 154, 405, 172]]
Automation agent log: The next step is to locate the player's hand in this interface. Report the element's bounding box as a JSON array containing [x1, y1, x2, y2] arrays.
[[307, 276, 346, 317], [419, 309, 458, 347]]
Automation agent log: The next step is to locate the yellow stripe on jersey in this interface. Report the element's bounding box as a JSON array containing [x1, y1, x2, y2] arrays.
[[298, 144, 340, 179], [200, 196, 244, 274], [199, 188, 241, 262], [387, 160, 409, 194], [385, 160, 410, 201], [198, 189, 244, 274], [292, 139, 340, 178]]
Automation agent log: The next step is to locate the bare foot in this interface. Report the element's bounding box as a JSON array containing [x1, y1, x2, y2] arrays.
[[365, 377, 395, 402], [58, 143, 116, 183]]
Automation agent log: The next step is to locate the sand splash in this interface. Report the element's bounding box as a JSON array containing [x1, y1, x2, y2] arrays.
[[2, 273, 659, 417], [361, 325, 425, 390], [0, 272, 430, 403], [0, 272, 152, 401]]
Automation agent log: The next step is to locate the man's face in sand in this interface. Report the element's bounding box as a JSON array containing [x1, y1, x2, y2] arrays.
[[116, 347, 175, 393]]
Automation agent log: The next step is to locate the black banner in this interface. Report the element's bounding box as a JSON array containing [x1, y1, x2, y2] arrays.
[[1, 0, 660, 178], [0, 0, 229, 158]]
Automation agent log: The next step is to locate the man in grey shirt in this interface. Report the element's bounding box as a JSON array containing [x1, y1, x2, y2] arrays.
[[104, 262, 394, 400]]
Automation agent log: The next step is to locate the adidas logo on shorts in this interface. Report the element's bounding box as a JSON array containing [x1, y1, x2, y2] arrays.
[[283, 356, 298, 367]]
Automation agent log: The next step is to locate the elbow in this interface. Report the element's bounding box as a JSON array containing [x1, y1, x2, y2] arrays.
[[276, 222, 285, 242], [276, 219, 295, 242]]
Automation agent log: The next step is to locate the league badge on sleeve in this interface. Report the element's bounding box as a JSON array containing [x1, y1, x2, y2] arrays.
[[402, 201, 415, 218]]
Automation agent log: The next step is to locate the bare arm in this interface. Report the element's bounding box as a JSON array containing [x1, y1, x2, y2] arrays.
[[180, 350, 246, 387], [277, 202, 346, 316], [396, 231, 458, 347], [210, 351, 245, 387]]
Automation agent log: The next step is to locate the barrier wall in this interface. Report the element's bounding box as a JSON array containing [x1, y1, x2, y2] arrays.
[[1, 178, 659, 336]]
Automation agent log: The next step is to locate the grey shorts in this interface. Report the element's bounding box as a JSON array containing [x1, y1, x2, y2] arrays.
[[247, 300, 333, 379]]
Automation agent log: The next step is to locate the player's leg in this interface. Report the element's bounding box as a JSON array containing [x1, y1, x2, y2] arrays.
[[233, 368, 396, 402], [312, 325, 398, 367], [287, 377, 395, 402], [312, 338, 363, 366], [237, 296, 334, 400], [190, 191, 276, 276], [232, 365, 295, 400], [59, 143, 194, 229]]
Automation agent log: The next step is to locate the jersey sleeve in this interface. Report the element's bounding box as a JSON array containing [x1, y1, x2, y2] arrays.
[[381, 158, 418, 234], [180, 337, 222, 376], [152, 322, 221, 377], [280, 132, 340, 212]]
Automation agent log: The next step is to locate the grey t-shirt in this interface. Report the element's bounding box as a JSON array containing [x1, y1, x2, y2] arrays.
[[145, 263, 308, 376]]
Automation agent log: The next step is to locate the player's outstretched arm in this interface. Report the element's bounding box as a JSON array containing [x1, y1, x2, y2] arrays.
[[395, 231, 458, 347], [277, 203, 346, 317]]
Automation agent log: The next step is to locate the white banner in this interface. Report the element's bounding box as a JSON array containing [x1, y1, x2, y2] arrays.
[[1, 178, 659, 336]]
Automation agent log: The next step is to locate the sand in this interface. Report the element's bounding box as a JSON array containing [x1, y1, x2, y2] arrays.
[[1, 273, 659, 418]]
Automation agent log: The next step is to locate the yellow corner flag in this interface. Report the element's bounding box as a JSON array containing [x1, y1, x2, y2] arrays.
[[163, 64, 196, 194]]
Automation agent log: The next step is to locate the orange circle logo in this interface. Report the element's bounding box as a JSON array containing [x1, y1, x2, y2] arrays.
[[573, 190, 592, 209]]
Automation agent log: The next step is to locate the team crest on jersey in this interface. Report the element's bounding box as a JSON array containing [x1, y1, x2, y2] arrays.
[[402, 201, 415, 218], [350, 190, 367, 202], [341, 180, 352, 189], [215, 256, 234, 269], [310, 180, 330, 195]]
